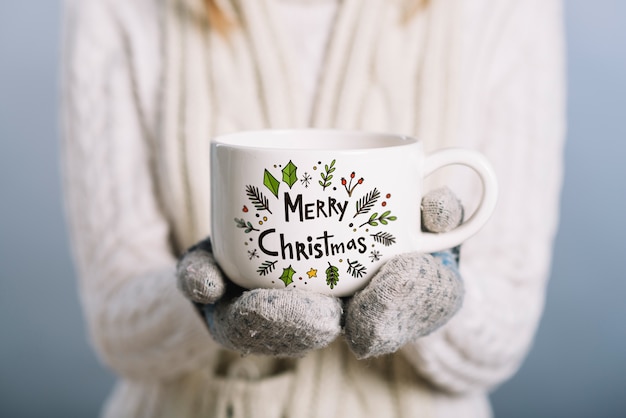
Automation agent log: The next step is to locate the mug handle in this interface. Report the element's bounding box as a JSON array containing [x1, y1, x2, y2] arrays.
[[414, 148, 498, 253]]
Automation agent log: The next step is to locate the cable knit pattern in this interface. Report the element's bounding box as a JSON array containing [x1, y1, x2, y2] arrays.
[[401, 0, 567, 393], [62, 0, 218, 381], [62, 0, 565, 416]]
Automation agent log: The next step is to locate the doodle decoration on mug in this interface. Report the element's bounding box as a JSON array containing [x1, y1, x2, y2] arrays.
[[234, 159, 397, 290]]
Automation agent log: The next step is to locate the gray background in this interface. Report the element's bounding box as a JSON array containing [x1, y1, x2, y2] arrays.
[[1, 1, 624, 417]]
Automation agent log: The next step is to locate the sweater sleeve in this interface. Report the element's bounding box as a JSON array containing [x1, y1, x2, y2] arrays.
[[401, 0, 566, 393], [61, 0, 217, 381]]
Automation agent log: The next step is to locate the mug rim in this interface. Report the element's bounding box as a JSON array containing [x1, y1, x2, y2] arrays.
[[211, 129, 419, 152]]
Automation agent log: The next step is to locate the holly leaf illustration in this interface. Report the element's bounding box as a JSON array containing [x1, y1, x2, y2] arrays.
[[325, 262, 340, 289], [282, 160, 298, 189], [264, 169, 280, 198], [279, 265, 296, 287]]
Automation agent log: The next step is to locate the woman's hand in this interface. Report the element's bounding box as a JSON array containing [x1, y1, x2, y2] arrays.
[[176, 239, 343, 357], [343, 188, 465, 359]]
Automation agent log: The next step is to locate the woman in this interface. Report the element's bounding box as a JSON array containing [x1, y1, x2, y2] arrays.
[[62, 0, 565, 416]]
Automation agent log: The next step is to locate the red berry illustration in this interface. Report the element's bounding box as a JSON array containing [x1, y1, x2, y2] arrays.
[[382, 201, 387, 207], [242, 205, 249, 212], [386, 193, 391, 198], [342, 172, 364, 197]]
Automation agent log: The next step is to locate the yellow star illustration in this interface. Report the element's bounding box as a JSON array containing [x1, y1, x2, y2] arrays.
[[306, 268, 318, 278]]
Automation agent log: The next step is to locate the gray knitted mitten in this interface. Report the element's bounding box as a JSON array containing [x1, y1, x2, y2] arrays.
[[344, 187, 464, 359], [177, 239, 225, 304], [344, 251, 463, 359], [206, 288, 343, 356], [176, 239, 343, 357], [421, 186, 464, 232]]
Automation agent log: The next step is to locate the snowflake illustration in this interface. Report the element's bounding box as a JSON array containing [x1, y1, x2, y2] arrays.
[[369, 250, 381, 262], [248, 249, 259, 260], [300, 172, 312, 188]]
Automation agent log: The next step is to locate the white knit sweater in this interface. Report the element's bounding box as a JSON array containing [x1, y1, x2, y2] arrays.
[[62, 0, 566, 417]]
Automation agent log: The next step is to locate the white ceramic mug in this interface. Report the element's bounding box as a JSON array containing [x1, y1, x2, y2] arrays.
[[211, 130, 497, 297]]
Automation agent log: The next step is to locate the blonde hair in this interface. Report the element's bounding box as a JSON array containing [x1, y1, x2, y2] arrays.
[[204, 0, 236, 37], [401, 0, 430, 25], [204, 0, 429, 36]]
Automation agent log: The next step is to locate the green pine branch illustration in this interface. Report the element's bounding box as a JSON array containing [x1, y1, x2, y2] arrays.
[[353, 188, 380, 218], [245, 185, 273, 214], [325, 262, 340, 289], [318, 159, 336, 190], [359, 210, 397, 228], [370, 231, 397, 246], [234, 218, 259, 233], [346, 259, 367, 278], [257, 260, 278, 276]]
